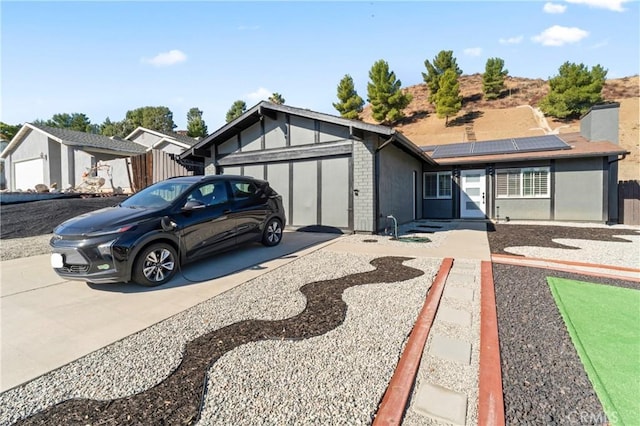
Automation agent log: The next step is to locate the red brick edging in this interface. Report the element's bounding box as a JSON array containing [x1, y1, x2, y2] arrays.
[[478, 261, 506, 426], [373, 257, 453, 425], [492, 254, 640, 283]]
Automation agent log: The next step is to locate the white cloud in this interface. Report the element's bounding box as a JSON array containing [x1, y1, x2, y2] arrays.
[[532, 25, 589, 46], [565, 0, 628, 12], [499, 35, 524, 45], [245, 87, 272, 104], [463, 47, 483, 57], [142, 49, 187, 67], [543, 2, 567, 13]]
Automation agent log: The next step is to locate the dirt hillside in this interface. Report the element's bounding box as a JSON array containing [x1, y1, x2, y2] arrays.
[[361, 75, 639, 181]]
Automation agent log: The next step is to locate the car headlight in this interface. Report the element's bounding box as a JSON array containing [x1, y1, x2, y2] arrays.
[[97, 240, 116, 257], [84, 225, 135, 238]]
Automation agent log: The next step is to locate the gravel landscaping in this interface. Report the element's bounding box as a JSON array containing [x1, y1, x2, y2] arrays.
[[0, 250, 439, 425], [493, 264, 638, 425]]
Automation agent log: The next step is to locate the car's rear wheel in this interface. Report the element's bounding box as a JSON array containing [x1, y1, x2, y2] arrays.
[[262, 218, 283, 247], [132, 243, 178, 286]]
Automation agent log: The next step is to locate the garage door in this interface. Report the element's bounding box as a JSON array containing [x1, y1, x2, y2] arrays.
[[14, 158, 44, 191], [222, 157, 351, 230]]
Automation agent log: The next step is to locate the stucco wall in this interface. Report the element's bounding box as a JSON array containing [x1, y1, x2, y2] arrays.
[[423, 199, 454, 219], [495, 198, 551, 220], [378, 144, 422, 227], [48, 139, 62, 188], [555, 157, 605, 221], [129, 132, 162, 148]]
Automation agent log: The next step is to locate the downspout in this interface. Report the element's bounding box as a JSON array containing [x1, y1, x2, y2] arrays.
[[374, 135, 395, 233]]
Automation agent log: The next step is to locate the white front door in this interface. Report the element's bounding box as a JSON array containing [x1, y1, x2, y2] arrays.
[[460, 169, 486, 218]]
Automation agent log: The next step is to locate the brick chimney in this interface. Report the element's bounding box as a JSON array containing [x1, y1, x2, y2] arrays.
[[580, 102, 620, 144]]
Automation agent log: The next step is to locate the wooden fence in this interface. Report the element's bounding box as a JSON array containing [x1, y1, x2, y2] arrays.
[[618, 180, 640, 225], [130, 150, 194, 192]]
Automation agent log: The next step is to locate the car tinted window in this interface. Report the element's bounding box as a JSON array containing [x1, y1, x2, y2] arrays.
[[230, 181, 258, 200], [187, 182, 229, 206], [121, 181, 191, 208]]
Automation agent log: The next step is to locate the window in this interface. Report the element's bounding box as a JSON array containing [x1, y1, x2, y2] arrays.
[[230, 181, 258, 200], [423, 172, 452, 199], [496, 167, 550, 198]]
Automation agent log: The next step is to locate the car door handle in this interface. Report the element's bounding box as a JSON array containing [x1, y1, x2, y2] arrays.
[[223, 209, 231, 214]]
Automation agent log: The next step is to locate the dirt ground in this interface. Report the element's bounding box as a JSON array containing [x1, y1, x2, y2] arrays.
[[361, 75, 639, 181], [0, 196, 125, 239]]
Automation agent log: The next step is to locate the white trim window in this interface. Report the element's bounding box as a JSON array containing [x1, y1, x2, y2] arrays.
[[496, 167, 550, 198], [423, 171, 452, 199]]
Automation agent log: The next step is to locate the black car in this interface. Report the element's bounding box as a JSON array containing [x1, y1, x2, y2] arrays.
[[50, 175, 286, 286]]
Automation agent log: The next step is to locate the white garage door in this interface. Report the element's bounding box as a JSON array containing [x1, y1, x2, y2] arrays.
[[14, 158, 44, 191]]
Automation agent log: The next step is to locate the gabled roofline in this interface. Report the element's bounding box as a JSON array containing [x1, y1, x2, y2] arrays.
[[147, 137, 192, 151], [180, 101, 435, 164], [0, 123, 64, 158], [125, 126, 179, 141]]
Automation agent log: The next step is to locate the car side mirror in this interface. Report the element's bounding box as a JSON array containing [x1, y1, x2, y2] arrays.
[[183, 200, 205, 210]]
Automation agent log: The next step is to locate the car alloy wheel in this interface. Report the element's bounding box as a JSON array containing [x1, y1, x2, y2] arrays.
[[262, 219, 283, 247], [133, 243, 178, 286]]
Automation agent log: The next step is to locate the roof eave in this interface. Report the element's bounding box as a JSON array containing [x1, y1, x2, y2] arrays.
[[433, 150, 630, 166]]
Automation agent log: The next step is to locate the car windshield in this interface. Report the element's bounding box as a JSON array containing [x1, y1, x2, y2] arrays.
[[120, 180, 193, 208]]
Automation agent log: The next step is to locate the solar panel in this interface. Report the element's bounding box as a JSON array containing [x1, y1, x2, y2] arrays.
[[472, 139, 516, 155], [431, 144, 472, 158], [514, 135, 571, 152], [429, 134, 571, 159]]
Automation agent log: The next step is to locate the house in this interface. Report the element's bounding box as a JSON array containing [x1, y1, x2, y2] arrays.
[[180, 101, 627, 231], [0, 123, 147, 192], [125, 127, 200, 155], [0, 125, 201, 193], [420, 103, 626, 223], [180, 102, 434, 233]]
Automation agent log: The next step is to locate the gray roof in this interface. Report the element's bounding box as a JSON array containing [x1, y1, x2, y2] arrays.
[[29, 123, 147, 154], [181, 101, 434, 164], [169, 132, 200, 146]]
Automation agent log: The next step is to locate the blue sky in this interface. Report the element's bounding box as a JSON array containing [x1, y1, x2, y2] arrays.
[[1, 0, 638, 131]]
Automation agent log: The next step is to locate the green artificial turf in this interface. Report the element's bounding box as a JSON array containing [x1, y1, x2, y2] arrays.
[[547, 277, 640, 426]]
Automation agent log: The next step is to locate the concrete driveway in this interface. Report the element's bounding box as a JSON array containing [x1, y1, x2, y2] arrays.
[[0, 231, 340, 392]]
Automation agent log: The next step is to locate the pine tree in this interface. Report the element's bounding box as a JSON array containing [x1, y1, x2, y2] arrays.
[[269, 93, 285, 105], [186, 107, 208, 138], [434, 69, 462, 126], [483, 57, 509, 100], [539, 62, 607, 119], [366, 59, 412, 124], [422, 50, 462, 103], [226, 100, 247, 123], [333, 74, 364, 119]]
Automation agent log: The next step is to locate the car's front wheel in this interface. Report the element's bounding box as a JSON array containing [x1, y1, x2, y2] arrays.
[[262, 218, 283, 247], [132, 242, 178, 286]]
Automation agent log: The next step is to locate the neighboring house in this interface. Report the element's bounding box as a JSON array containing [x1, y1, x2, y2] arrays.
[[180, 101, 434, 233], [125, 127, 199, 155], [0, 123, 146, 192], [180, 101, 628, 232]]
